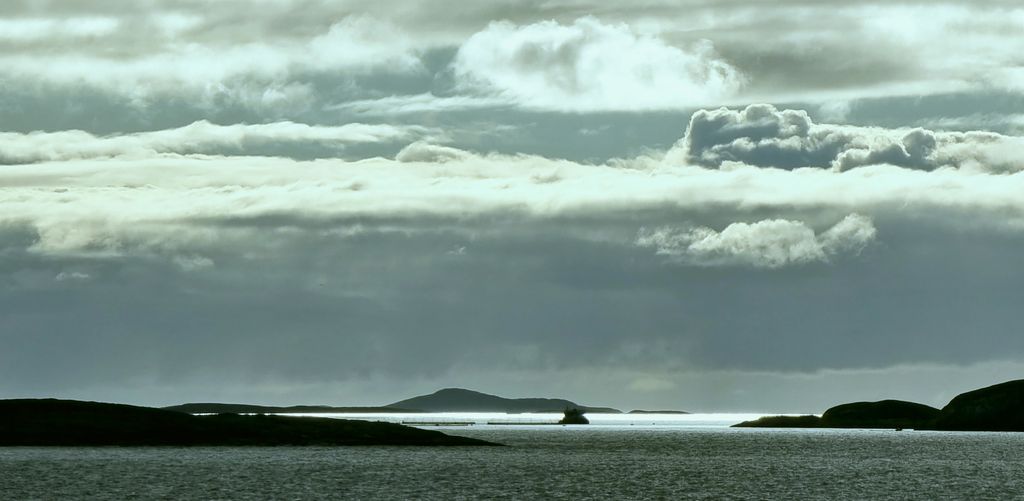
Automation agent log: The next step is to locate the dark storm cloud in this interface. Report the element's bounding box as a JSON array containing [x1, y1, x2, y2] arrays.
[[3, 206, 1024, 404]]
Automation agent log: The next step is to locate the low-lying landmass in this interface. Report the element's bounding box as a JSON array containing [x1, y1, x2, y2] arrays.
[[0, 399, 498, 446], [387, 388, 622, 414], [734, 415, 824, 428], [163, 403, 418, 414], [734, 379, 1024, 432], [165, 388, 624, 415], [628, 410, 690, 415]]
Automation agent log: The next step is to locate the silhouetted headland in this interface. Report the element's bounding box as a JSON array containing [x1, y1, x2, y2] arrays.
[[733, 379, 1024, 432], [163, 403, 417, 414], [0, 399, 498, 446], [933, 379, 1024, 431], [388, 388, 621, 413]]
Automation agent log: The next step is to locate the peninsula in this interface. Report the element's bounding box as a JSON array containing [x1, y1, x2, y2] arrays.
[[163, 403, 417, 414], [0, 399, 497, 446]]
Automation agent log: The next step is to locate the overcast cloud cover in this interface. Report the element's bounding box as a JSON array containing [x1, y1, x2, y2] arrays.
[[2, 0, 1024, 412]]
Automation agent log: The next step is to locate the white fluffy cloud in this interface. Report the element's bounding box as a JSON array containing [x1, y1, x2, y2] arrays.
[[674, 104, 1024, 173], [636, 214, 876, 268], [452, 17, 743, 112]]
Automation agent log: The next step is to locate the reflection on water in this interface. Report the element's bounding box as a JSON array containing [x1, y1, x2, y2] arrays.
[[3, 426, 1023, 499]]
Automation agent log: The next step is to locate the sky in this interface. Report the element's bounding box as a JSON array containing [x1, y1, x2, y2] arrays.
[[2, 0, 1024, 413]]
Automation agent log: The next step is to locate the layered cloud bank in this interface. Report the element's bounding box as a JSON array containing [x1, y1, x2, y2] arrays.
[[0, 121, 433, 164], [2, 1, 1022, 123], [4, 104, 1024, 261]]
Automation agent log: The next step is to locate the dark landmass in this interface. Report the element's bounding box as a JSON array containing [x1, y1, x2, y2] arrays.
[[821, 400, 940, 429], [0, 399, 498, 446], [733, 379, 1024, 432], [628, 410, 691, 414], [388, 388, 622, 413], [164, 403, 418, 414], [558, 408, 590, 425], [933, 379, 1024, 431], [733, 415, 823, 428]]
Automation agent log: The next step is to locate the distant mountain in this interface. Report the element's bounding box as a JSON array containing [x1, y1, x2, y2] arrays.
[[164, 403, 416, 414], [388, 388, 621, 413]]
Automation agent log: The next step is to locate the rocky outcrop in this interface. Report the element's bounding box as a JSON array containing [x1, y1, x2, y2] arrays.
[[558, 408, 590, 425]]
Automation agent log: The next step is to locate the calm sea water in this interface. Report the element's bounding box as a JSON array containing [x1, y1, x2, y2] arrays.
[[3, 415, 1024, 500]]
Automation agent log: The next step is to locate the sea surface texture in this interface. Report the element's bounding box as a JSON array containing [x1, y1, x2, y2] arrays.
[[3, 418, 1023, 499]]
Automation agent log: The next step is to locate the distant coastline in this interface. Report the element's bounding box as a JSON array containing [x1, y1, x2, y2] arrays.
[[169, 388, 627, 416], [734, 379, 1024, 432]]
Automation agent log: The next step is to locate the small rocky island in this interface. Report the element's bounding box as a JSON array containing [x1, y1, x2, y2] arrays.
[[734, 379, 1024, 432], [0, 399, 498, 446], [558, 408, 590, 425]]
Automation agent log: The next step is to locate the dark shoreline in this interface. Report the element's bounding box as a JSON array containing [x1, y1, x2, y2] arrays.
[[734, 379, 1024, 432], [0, 399, 499, 447]]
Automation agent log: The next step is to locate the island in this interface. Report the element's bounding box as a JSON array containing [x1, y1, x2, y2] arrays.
[[387, 388, 622, 413], [0, 399, 498, 446], [733, 379, 1024, 432]]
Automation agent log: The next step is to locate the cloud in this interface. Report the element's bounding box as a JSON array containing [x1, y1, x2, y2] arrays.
[[674, 104, 1024, 173], [395, 142, 473, 163], [0, 16, 120, 41], [2, 1, 1022, 122], [636, 214, 876, 268], [0, 15, 423, 114], [4, 136, 1024, 261], [53, 271, 91, 282], [329, 94, 514, 116], [452, 17, 743, 112], [0, 121, 433, 164]]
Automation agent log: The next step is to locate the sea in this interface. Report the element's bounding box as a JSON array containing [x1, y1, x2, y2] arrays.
[[3, 413, 1023, 500]]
